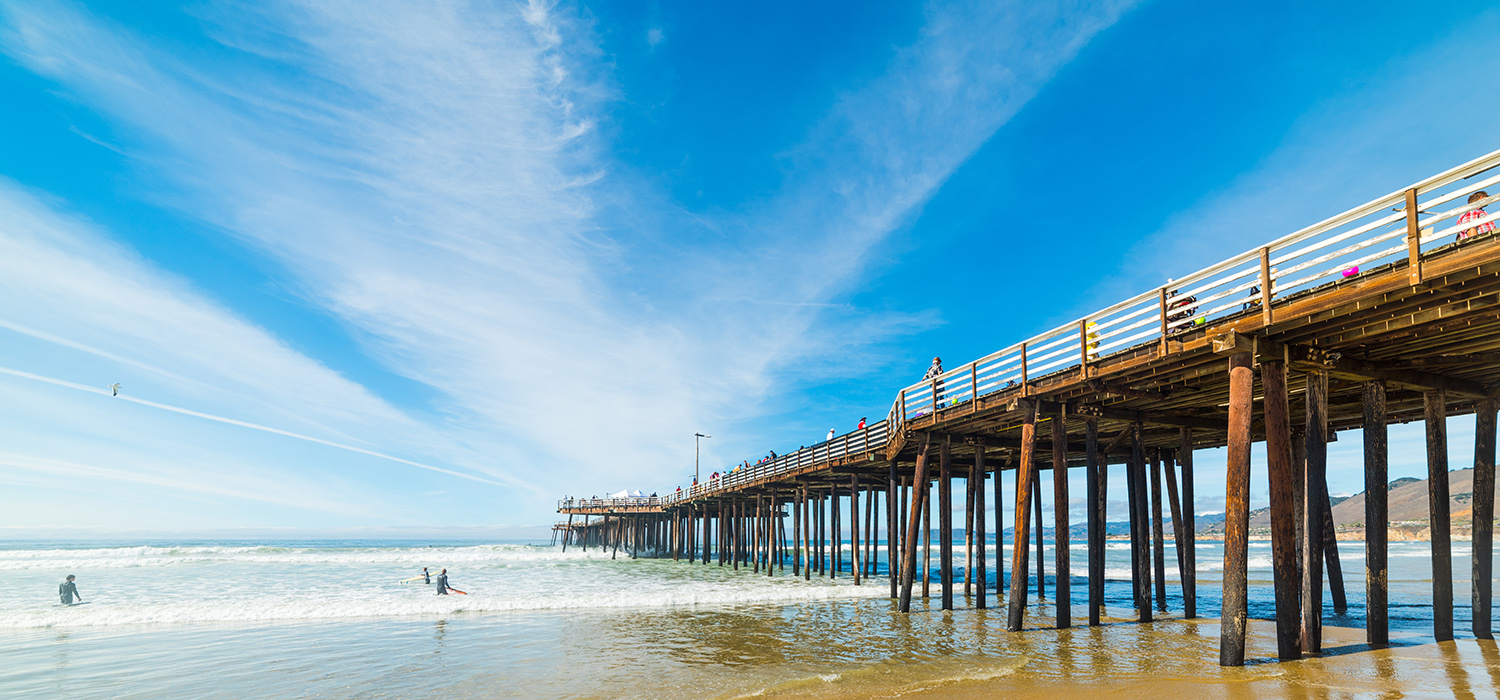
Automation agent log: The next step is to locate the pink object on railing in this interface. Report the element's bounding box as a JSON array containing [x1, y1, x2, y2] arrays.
[[1342, 265, 1359, 277]]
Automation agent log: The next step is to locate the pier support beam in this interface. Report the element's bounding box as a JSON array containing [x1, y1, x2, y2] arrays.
[[995, 456, 1005, 601], [940, 435, 954, 609], [976, 447, 988, 610], [1302, 370, 1328, 653], [1151, 449, 1167, 613], [1220, 350, 1254, 667], [1053, 411, 1071, 628], [852, 474, 862, 586], [1007, 402, 1039, 631], [889, 461, 899, 599], [1473, 398, 1497, 640], [1165, 452, 1188, 615], [1363, 381, 1388, 644], [1263, 358, 1302, 661], [898, 435, 932, 612], [1129, 423, 1152, 622], [1180, 426, 1197, 618], [1425, 389, 1454, 642], [1086, 417, 1103, 626]]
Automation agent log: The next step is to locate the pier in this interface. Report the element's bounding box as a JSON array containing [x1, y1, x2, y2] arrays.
[[558, 150, 1500, 665]]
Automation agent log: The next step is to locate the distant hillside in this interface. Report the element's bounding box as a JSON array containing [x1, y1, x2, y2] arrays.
[[1197, 468, 1497, 538]]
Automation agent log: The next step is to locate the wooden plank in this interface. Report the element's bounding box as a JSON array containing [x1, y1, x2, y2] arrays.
[[900, 437, 930, 611], [1181, 427, 1197, 619], [1086, 417, 1103, 626], [1007, 404, 1039, 631], [1221, 351, 1254, 667], [1425, 390, 1454, 642], [1474, 399, 1497, 640], [1302, 370, 1328, 654], [1053, 412, 1071, 628]]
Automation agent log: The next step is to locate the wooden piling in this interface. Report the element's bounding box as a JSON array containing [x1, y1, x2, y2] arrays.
[[1130, 423, 1152, 622], [1035, 475, 1046, 601], [965, 464, 975, 597], [976, 447, 988, 610], [1320, 498, 1345, 613], [1473, 398, 1497, 640], [1221, 351, 1254, 667], [852, 474, 862, 585], [1362, 380, 1389, 644], [1165, 454, 1189, 609], [1086, 417, 1103, 626], [940, 435, 954, 610], [1151, 450, 1167, 613], [1302, 370, 1328, 653], [1180, 427, 1197, 619], [1053, 411, 1071, 628], [1262, 358, 1302, 660], [889, 461, 900, 598], [1007, 402, 1038, 632], [923, 478, 932, 598], [1424, 389, 1454, 642], [898, 435, 931, 612]]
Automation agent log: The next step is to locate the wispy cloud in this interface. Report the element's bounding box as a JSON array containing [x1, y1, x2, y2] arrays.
[[0, 0, 1140, 526]]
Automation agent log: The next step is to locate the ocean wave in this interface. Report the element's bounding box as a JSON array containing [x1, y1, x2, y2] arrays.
[[0, 544, 602, 571]]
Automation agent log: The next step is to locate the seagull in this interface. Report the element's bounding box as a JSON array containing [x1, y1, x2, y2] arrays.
[[107, 383, 122, 397]]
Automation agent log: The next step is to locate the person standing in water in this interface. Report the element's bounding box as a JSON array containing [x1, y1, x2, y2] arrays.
[[422, 567, 431, 584], [59, 575, 83, 606], [436, 568, 450, 595]]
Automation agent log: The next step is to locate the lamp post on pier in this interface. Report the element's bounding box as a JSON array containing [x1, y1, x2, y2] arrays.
[[695, 432, 711, 485]]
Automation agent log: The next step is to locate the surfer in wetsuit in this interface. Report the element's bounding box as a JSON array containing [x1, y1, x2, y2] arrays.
[[59, 575, 82, 606], [436, 568, 449, 595], [422, 567, 431, 584]]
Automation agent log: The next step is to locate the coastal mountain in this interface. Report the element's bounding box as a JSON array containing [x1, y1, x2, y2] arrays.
[[1197, 468, 1496, 537]]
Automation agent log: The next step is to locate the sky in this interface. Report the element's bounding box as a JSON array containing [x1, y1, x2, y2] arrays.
[[1, 0, 1498, 539]]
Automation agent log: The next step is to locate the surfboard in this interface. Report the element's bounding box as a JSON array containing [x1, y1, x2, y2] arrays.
[[398, 575, 431, 583], [57, 601, 90, 607], [447, 588, 467, 595]]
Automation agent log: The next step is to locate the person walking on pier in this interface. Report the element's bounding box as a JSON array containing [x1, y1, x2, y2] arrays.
[[827, 428, 836, 442], [858, 417, 866, 430], [1459, 191, 1495, 240]]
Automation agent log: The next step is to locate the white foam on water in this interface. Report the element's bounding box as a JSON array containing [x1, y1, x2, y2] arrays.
[[0, 543, 888, 629]]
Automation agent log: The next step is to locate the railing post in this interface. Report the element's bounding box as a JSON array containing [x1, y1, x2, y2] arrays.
[[1259, 247, 1273, 326], [1078, 320, 1090, 373], [970, 362, 979, 413], [899, 389, 907, 425], [1158, 288, 1169, 357], [1021, 342, 1029, 396], [1406, 188, 1423, 285]]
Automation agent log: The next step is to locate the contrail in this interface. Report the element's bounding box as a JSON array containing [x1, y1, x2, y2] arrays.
[[0, 366, 509, 488]]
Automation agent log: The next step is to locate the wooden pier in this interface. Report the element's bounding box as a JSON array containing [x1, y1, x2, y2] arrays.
[[558, 150, 1500, 665]]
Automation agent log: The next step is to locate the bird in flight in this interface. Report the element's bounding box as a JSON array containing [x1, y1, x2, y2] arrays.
[[107, 383, 122, 397]]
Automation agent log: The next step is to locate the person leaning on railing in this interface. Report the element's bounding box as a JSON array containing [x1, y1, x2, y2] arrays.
[[1459, 191, 1495, 240], [923, 356, 945, 407]]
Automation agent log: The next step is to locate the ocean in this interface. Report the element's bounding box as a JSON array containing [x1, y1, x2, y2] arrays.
[[2, 538, 1494, 698]]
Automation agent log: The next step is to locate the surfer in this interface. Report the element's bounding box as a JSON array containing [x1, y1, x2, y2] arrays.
[[59, 575, 83, 606], [436, 568, 450, 595], [422, 567, 431, 584]]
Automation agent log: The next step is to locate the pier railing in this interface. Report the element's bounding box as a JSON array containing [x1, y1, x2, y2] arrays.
[[657, 420, 891, 506], [887, 149, 1500, 429], [558, 496, 664, 510]]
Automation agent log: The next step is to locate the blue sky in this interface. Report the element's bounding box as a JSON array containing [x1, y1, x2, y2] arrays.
[[0, 0, 1497, 538]]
